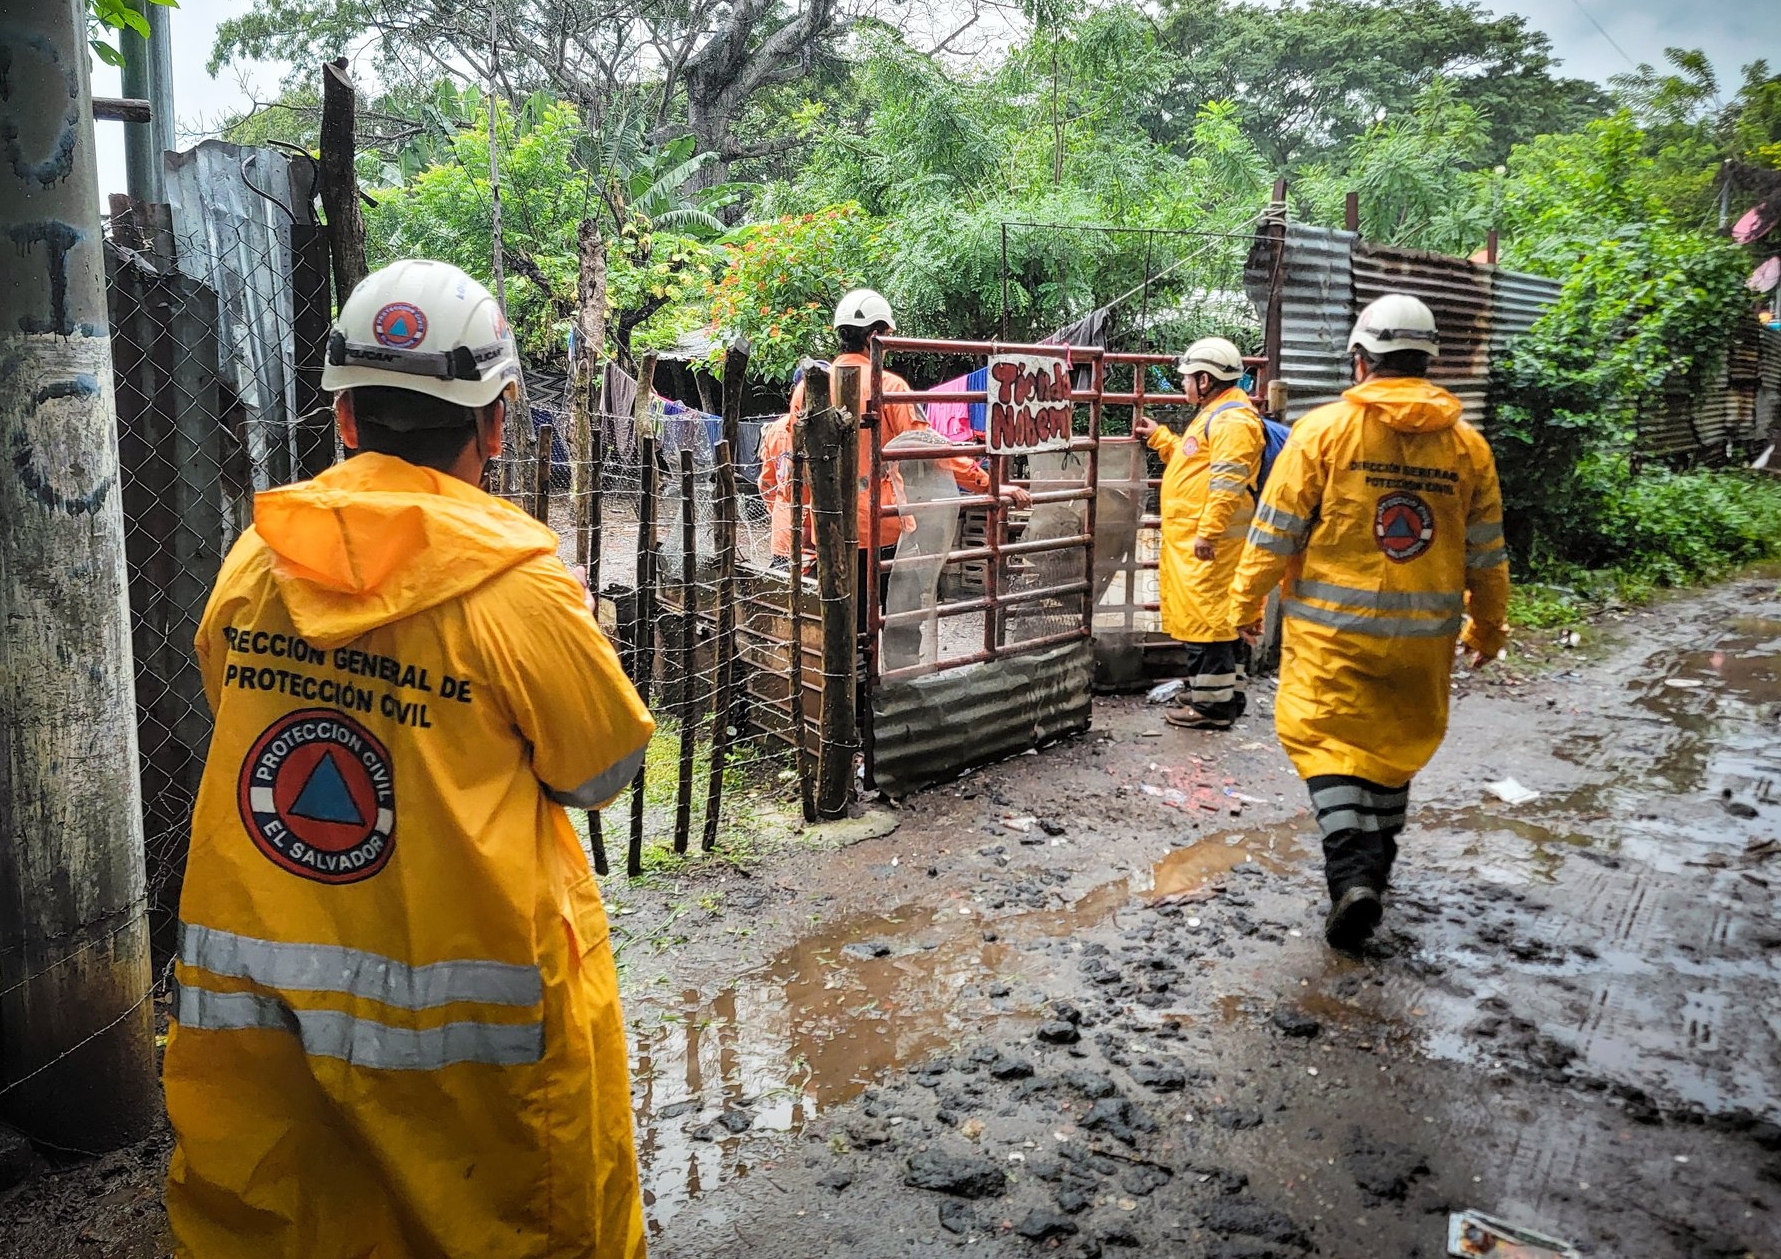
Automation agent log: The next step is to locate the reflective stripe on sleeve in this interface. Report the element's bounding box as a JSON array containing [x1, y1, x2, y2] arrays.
[[1466, 521, 1504, 546], [1209, 477, 1248, 494], [1283, 599, 1462, 638], [1466, 546, 1507, 570], [175, 985, 544, 1070], [180, 923, 543, 1010], [1246, 524, 1303, 557], [547, 743, 648, 810], [1255, 503, 1310, 536], [1209, 461, 1250, 477], [1291, 580, 1464, 615]]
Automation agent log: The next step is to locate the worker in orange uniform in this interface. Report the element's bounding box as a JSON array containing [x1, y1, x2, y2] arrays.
[[163, 259, 655, 1258], [1229, 294, 1509, 952], [1133, 337, 1266, 730], [756, 412, 795, 569], [781, 289, 1029, 623]]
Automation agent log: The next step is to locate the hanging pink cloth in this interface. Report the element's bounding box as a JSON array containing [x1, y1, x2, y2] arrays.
[[924, 374, 976, 444]]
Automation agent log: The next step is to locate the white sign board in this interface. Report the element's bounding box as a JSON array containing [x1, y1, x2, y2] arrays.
[[985, 353, 1074, 456]]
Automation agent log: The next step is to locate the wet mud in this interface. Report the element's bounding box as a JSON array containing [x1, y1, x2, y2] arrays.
[[5, 579, 1780, 1258]]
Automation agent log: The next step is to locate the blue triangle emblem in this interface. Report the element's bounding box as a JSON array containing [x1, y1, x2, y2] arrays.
[[389, 316, 409, 337], [290, 752, 365, 826], [1385, 514, 1417, 538]]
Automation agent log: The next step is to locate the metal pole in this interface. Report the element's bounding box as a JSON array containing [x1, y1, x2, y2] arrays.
[[119, 0, 173, 203], [0, 0, 160, 1149]]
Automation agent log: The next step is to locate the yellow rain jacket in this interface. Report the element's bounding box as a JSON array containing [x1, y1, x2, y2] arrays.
[[1229, 376, 1509, 786], [1148, 385, 1267, 642], [164, 452, 654, 1259]]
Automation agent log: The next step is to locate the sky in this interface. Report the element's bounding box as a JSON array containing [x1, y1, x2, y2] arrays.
[[89, 0, 1781, 199]]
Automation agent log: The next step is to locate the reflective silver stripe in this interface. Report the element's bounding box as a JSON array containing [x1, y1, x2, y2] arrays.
[[1466, 547, 1507, 570], [1315, 809, 1404, 838], [1209, 477, 1247, 493], [1255, 502, 1310, 536], [1311, 785, 1407, 812], [547, 742, 648, 810], [1189, 672, 1238, 689], [1246, 525, 1303, 557], [1283, 599, 1462, 638], [1291, 579, 1464, 615], [180, 924, 542, 1010], [1466, 521, 1504, 545], [1209, 461, 1250, 476], [176, 985, 543, 1070]]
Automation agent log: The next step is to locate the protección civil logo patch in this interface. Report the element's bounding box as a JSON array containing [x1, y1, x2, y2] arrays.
[[371, 302, 429, 349], [237, 709, 396, 884], [1374, 491, 1436, 563]]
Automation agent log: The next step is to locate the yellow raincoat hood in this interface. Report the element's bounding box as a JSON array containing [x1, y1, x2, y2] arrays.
[[1343, 376, 1463, 434], [253, 453, 558, 648]]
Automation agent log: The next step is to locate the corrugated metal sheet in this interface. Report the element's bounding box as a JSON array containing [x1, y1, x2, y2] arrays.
[[1245, 223, 1356, 421], [1353, 241, 1493, 428], [1758, 328, 1781, 438], [871, 640, 1094, 796], [165, 141, 321, 490]]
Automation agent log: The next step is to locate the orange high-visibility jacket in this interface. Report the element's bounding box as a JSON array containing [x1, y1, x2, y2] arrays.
[[783, 350, 989, 549], [1147, 384, 1266, 643], [164, 453, 654, 1259], [1229, 376, 1510, 786], [756, 414, 795, 557]]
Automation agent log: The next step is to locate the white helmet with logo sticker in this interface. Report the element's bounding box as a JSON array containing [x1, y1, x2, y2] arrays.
[[322, 259, 522, 409], [1347, 293, 1440, 358]]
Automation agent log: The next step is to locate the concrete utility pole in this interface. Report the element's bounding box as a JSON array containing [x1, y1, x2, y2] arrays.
[[119, 0, 173, 203], [0, 0, 161, 1148]]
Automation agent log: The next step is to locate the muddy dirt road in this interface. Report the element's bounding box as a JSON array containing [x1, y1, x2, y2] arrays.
[[5, 576, 1779, 1258]]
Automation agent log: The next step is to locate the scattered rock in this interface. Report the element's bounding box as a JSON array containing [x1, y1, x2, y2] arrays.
[[1016, 1210, 1080, 1242], [1210, 1107, 1264, 1131], [905, 1151, 1008, 1198], [847, 1118, 893, 1147], [1038, 1020, 1083, 1045], [938, 1201, 977, 1235], [1128, 1061, 1188, 1093], [717, 1108, 754, 1134], [1122, 1163, 1172, 1196], [1099, 1225, 1141, 1248], [657, 1100, 701, 1120], [816, 1169, 854, 1191], [1270, 1006, 1321, 1039], [1061, 1071, 1121, 1100], [842, 941, 892, 961], [1190, 1164, 1250, 1195], [1056, 1185, 1094, 1214], [990, 1053, 1037, 1080], [1081, 1098, 1157, 1146], [1197, 1199, 1310, 1249]]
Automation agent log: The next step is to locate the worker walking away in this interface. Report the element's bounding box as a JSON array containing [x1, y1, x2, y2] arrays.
[[1229, 294, 1509, 952], [1133, 337, 1265, 731], [163, 259, 656, 1258]]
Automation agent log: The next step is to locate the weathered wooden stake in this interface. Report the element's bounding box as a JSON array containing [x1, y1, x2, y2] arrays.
[[703, 438, 740, 852], [0, 0, 159, 1148], [802, 366, 858, 820], [572, 219, 606, 567], [673, 449, 697, 854], [318, 58, 370, 303], [789, 440, 816, 823], [531, 422, 553, 523], [628, 433, 658, 877]]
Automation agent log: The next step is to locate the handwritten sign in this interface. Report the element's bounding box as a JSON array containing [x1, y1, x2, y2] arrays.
[[986, 353, 1074, 455]]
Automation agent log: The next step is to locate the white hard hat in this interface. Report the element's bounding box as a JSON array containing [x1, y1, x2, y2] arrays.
[[322, 259, 522, 412], [833, 288, 897, 332], [1348, 294, 1439, 357], [1177, 336, 1245, 382]]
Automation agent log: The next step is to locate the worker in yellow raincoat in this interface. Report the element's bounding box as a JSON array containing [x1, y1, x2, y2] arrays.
[[1229, 294, 1509, 951], [163, 259, 655, 1258], [1133, 337, 1266, 730]]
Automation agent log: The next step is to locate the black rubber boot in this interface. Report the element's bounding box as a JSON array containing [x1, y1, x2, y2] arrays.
[[1325, 885, 1383, 952]]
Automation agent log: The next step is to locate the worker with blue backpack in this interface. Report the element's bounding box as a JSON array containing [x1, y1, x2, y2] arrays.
[[1133, 336, 1288, 730]]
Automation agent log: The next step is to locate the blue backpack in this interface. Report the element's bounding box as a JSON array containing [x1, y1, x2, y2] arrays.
[[1205, 398, 1290, 496]]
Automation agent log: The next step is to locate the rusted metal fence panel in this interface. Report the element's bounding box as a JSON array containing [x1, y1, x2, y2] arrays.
[[1244, 223, 1355, 421]]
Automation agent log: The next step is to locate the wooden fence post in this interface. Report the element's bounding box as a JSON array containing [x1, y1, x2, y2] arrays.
[[673, 449, 697, 854], [628, 433, 658, 877], [802, 365, 858, 819], [789, 440, 816, 822], [703, 439, 740, 852], [318, 58, 369, 303], [532, 422, 553, 523]]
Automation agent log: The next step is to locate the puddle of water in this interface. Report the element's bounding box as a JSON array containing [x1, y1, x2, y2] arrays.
[[1143, 823, 1305, 900], [632, 879, 1131, 1229]]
